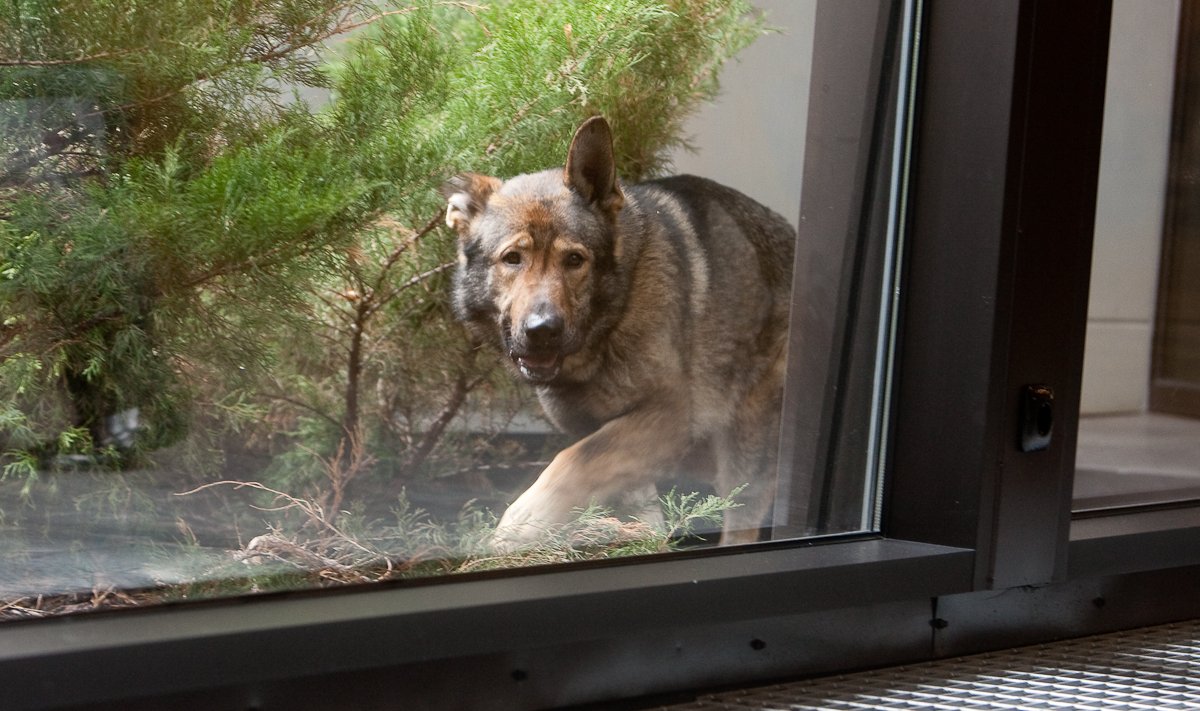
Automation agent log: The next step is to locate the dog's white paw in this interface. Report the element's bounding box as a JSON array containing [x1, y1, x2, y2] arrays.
[[490, 479, 576, 553], [491, 508, 544, 553]]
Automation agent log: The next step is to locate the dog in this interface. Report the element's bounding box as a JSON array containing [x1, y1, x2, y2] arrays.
[[443, 116, 795, 549]]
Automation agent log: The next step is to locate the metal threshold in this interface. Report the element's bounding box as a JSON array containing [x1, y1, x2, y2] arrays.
[[666, 619, 1200, 710]]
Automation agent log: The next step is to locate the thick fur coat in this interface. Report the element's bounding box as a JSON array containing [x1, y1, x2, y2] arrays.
[[444, 117, 795, 547]]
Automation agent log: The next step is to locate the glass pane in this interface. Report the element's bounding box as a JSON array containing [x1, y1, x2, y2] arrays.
[[0, 0, 913, 618], [1076, 0, 1200, 513]]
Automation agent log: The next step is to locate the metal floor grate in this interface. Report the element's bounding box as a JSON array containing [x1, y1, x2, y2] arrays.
[[666, 619, 1200, 710]]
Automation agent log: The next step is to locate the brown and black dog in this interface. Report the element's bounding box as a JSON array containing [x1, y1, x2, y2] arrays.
[[444, 116, 795, 548]]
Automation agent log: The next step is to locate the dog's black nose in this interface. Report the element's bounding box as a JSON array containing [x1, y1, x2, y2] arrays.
[[523, 312, 563, 346]]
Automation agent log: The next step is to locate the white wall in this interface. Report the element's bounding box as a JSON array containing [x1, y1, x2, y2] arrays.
[[667, 0, 816, 228], [672, 1, 1178, 416], [1081, 0, 1180, 414]]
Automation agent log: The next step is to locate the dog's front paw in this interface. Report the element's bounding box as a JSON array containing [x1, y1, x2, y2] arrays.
[[490, 503, 546, 553], [490, 481, 572, 553]]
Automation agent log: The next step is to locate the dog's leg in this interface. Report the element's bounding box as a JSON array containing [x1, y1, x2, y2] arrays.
[[492, 404, 689, 551], [713, 431, 777, 545], [715, 356, 786, 545], [617, 483, 666, 528]]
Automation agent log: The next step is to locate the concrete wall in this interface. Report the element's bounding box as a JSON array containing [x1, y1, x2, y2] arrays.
[[667, 0, 816, 229], [681, 0, 1181, 416], [673, 0, 1185, 415], [1081, 0, 1180, 414]]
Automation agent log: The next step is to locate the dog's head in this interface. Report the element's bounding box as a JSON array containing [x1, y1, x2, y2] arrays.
[[443, 116, 626, 384]]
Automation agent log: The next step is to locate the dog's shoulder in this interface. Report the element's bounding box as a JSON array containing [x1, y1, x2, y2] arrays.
[[631, 174, 794, 240], [626, 174, 795, 286]]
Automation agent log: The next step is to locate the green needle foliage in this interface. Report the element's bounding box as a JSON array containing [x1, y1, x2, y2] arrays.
[[0, 0, 765, 493]]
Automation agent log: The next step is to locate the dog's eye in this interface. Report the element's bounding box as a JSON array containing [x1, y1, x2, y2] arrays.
[[501, 251, 522, 266], [564, 252, 586, 269]]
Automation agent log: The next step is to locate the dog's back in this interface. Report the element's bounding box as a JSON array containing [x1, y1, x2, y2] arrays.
[[618, 175, 793, 433]]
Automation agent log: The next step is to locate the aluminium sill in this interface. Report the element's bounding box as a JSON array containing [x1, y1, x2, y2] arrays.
[[1069, 504, 1200, 578], [0, 537, 971, 710]]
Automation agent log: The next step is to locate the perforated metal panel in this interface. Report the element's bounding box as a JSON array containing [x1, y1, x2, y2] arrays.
[[666, 620, 1200, 710]]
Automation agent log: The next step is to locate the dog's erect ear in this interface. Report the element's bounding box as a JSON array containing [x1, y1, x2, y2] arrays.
[[442, 173, 502, 235], [564, 116, 624, 215]]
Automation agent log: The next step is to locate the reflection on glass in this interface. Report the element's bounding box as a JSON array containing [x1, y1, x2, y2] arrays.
[[0, 0, 911, 618], [1076, 0, 1200, 512]]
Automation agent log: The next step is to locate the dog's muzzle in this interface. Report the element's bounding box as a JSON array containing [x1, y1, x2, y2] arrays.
[[504, 313, 566, 382]]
